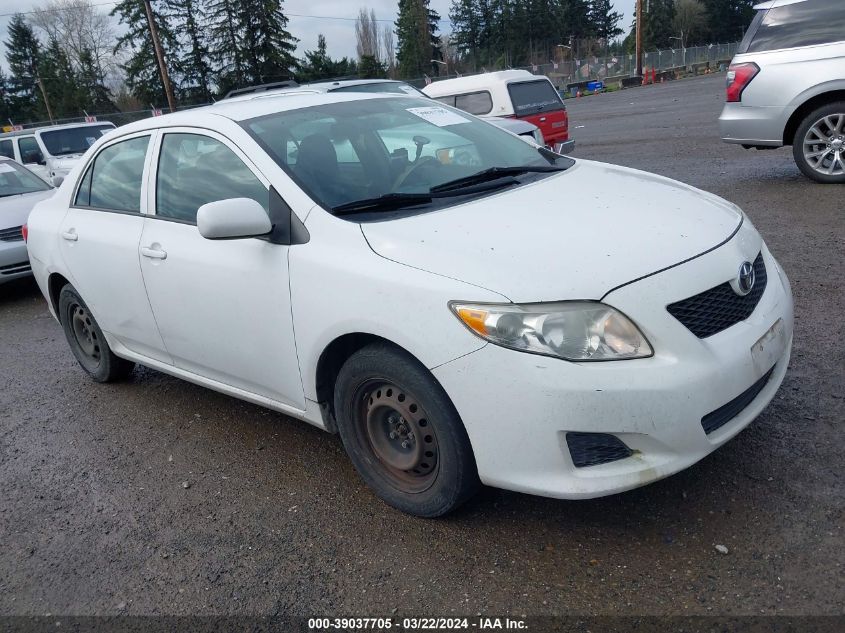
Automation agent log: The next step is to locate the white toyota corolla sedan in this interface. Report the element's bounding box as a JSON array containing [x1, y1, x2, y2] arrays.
[[24, 92, 793, 517]]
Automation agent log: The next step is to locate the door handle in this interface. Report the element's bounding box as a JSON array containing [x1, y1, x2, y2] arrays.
[[140, 246, 167, 260], [61, 230, 78, 242]]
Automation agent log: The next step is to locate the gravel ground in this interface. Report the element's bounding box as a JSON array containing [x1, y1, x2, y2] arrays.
[[1, 74, 842, 619]]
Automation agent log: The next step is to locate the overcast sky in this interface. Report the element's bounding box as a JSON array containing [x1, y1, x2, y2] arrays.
[[1, 0, 635, 73]]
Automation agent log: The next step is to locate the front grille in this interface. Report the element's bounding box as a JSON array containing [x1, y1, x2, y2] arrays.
[[0, 226, 24, 242], [701, 366, 775, 435], [667, 252, 767, 338], [566, 432, 633, 468], [0, 261, 31, 275]]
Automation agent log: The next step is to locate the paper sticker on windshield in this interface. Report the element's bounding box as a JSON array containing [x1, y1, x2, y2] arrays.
[[0, 163, 15, 173], [85, 137, 97, 146], [406, 106, 469, 127], [398, 85, 418, 94]]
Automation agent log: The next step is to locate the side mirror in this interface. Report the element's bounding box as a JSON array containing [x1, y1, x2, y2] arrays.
[[196, 198, 272, 240]]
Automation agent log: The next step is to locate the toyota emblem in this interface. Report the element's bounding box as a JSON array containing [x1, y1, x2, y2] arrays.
[[736, 261, 755, 296]]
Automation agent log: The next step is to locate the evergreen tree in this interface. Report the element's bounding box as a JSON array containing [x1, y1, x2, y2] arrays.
[[298, 34, 358, 82], [77, 46, 115, 112], [38, 36, 79, 119], [4, 14, 43, 121], [0, 67, 12, 125], [396, 0, 440, 79], [700, 0, 756, 42], [111, 0, 180, 107], [590, 0, 623, 43], [358, 55, 388, 79], [238, 0, 298, 85], [207, 0, 246, 94], [164, 0, 214, 103], [449, 0, 482, 68]]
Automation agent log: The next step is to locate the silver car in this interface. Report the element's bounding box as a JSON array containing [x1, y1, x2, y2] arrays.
[[719, 0, 845, 183], [0, 157, 54, 284]]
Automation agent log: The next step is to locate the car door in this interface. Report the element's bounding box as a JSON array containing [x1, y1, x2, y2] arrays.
[[138, 128, 304, 409], [17, 136, 50, 183], [58, 131, 171, 363]]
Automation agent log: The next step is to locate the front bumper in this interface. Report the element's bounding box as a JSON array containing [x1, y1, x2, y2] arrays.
[[433, 240, 793, 499], [0, 240, 31, 284], [719, 102, 789, 147]]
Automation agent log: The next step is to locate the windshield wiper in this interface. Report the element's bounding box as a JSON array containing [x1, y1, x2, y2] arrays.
[[333, 192, 434, 215], [429, 165, 565, 194]]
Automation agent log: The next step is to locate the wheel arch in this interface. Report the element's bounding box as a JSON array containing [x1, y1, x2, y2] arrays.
[[47, 272, 71, 319], [784, 90, 845, 146], [315, 332, 430, 433]]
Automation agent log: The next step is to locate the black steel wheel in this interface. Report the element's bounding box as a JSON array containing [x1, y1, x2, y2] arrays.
[[58, 284, 135, 382], [334, 343, 479, 517]]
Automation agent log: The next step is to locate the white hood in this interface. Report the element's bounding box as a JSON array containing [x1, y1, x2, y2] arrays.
[[361, 160, 743, 302]]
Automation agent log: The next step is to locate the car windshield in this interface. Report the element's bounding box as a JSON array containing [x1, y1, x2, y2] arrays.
[[0, 160, 51, 197], [39, 124, 114, 156], [242, 97, 571, 214]]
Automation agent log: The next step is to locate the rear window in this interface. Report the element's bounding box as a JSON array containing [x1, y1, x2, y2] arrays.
[[741, 0, 845, 53], [507, 80, 563, 116]]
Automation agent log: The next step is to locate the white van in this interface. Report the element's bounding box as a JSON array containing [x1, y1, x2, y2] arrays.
[[0, 121, 116, 186], [422, 70, 574, 154]]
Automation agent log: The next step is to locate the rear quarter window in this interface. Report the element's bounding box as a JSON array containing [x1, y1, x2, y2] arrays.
[[745, 0, 845, 53], [507, 80, 564, 116], [454, 91, 493, 115]]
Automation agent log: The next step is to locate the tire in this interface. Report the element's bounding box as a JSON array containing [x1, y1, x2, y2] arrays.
[[792, 102, 845, 184], [333, 343, 479, 517], [58, 284, 135, 382]]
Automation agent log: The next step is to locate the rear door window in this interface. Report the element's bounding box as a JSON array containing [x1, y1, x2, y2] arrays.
[[507, 80, 564, 116], [454, 91, 493, 115], [87, 136, 150, 212], [744, 0, 845, 53]]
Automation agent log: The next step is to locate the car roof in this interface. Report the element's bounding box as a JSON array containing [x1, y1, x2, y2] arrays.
[[422, 70, 540, 97], [0, 120, 115, 139], [113, 91, 408, 136]]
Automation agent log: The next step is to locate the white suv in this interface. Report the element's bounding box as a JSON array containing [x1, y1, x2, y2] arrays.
[[719, 0, 845, 183]]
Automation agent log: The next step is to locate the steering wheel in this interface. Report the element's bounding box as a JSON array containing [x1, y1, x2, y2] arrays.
[[392, 156, 440, 190]]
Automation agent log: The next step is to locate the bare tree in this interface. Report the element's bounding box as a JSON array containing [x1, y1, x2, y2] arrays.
[[30, 0, 119, 78], [381, 24, 395, 77], [355, 7, 381, 64], [673, 0, 708, 47]]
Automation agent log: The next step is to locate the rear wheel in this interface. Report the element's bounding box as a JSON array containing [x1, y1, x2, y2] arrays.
[[793, 103, 845, 183], [58, 284, 135, 382], [334, 343, 479, 517]]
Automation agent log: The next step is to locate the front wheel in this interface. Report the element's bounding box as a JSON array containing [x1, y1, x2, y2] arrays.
[[792, 103, 845, 183], [58, 284, 135, 382], [333, 343, 479, 517]]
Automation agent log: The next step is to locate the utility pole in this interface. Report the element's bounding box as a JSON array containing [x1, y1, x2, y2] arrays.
[[35, 77, 55, 123], [142, 0, 176, 112], [636, 0, 643, 77]]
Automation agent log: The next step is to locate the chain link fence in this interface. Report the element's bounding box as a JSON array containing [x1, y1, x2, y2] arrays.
[[411, 41, 740, 92]]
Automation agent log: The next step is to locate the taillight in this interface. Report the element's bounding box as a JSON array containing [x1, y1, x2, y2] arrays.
[[726, 62, 759, 103], [21, 223, 28, 242]]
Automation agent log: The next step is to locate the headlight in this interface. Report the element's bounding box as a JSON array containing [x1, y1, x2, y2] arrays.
[[450, 301, 653, 361]]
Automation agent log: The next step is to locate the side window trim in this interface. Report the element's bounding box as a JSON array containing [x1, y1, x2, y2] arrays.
[[147, 127, 270, 225], [70, 130, 154, 215]]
